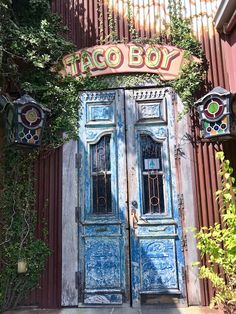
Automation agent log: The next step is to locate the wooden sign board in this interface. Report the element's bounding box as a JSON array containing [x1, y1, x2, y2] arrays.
[[63, 43, 191, 81]]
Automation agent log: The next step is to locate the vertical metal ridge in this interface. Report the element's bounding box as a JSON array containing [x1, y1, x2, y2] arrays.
[[23, 149, 62, 308]]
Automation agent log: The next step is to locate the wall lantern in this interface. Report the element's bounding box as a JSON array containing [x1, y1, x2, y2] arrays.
[[0, 95, 9, 113], [195, 87, 236, 140], [4, 94, 50, 148]]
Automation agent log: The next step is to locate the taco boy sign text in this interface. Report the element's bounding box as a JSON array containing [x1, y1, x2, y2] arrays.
[[63, 43, 187, 80]]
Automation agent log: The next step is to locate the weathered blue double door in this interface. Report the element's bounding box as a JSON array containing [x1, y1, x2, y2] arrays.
[[78, 88, 185, 306]]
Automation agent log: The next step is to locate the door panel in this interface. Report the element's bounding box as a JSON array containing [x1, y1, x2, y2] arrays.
[[126, 89, 184, 305], [78, 90, 128, 305], [78, 88, 184, 306]]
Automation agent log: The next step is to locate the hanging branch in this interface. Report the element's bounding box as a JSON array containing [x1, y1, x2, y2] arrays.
[[98, 0, 104, 44], [107, 0, 118, 43], [112, 0, 118, 42], [127, 0, 138, 41]]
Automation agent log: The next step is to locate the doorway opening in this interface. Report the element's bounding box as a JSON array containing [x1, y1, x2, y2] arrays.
[[77, 88, 185, 307]]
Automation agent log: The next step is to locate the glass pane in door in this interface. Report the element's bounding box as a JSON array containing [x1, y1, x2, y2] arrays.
[[91, 135, 112, 214], [140, 134, 165, 214]]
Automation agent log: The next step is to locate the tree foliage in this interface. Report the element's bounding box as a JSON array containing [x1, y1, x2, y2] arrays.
[[195, 152, 236, 314], [0, 1, 81, 311]]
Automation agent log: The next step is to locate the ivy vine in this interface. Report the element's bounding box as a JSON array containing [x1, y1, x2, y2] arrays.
[[0, 0, 80, 311], [107, 0, 118, 43], [127, 0, 139, 40], [0, 147, 50, 312], [78, 0, 207, 116], [168, 0, 207, 116]]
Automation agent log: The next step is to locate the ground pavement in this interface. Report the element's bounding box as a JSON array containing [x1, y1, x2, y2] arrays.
[[5, 306, 224, 314]]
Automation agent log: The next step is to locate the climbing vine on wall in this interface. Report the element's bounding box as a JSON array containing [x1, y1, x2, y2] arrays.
[[168, 0, 207, 116], [81, 0, 207, 116], [127, 0, 139, 40], [0, 148, 50, 312], [0, 0, 80, 311]]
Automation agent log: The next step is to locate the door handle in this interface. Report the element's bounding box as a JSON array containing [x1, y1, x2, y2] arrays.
[[131, 207, 139, 229]]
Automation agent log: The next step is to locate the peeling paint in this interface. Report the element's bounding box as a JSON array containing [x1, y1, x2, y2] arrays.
[[78, 88, 185, 306]]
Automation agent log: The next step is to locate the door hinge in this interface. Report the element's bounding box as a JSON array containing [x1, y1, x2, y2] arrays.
[[170, 90, 177, 103], [75, 271, 79, 290], [75, 153, 81, 169], [177, 193, 184, 211], [174, 144, 184, 160], [75, 206, 80, 223], [76, 271, 83, 301], [182, 265, 188, 284], [182, 233, 188, 252]]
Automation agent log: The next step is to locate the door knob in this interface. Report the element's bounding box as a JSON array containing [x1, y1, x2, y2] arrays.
[[131, 200, 138, 208]]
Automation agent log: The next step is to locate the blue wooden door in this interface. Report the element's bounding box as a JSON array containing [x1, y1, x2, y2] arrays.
[[78, 88, 185, 306]]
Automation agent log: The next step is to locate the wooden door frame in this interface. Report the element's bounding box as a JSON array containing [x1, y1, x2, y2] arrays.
[[61, 86, 201, 307]]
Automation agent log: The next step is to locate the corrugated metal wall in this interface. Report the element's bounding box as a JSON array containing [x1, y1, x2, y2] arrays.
[[51, 0, 229, 88], [29, 0, 236, 307], [25, 148, 62, 308]]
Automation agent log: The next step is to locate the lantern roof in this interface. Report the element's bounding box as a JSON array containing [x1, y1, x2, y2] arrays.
[[195, 87, 231, 106], [13, 94, 50, 113]]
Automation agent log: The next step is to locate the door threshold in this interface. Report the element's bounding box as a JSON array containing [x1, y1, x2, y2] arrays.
[[78, 302, 188, 309], [78, 303, 132, 308]]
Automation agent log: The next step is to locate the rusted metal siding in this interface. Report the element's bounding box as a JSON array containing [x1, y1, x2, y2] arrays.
[[191, 140, 221, 305], [25, 148, 62, 308], [26, 0, 236, 308], [221, 28, 236, 92], [51, 0, 171, 47], [51, 0, 229, 88]]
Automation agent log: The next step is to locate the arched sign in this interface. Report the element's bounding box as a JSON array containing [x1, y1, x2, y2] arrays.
[[63, 43, 195, 81]]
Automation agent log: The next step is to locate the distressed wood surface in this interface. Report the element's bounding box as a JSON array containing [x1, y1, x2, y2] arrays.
[[78, 90, 128, 305], [126, 88, 185, 305], [175, 96, 202, 305], [62, 140, 78, 306], [71, 87, 201, 307]]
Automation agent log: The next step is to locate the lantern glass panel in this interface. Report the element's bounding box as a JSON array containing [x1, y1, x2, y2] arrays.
[[5, 103, 16, 144]]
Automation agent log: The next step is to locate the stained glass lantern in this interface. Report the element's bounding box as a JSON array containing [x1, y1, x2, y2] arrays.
[[5, 94, 50, 148], [195, 87, 236, 140], [0, 95, 9, 113]]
